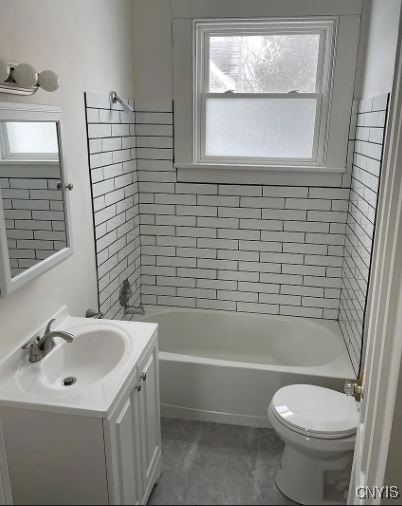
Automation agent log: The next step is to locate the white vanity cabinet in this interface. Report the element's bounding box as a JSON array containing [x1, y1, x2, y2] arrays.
[[105, 342, 161, 505], [0, 333, 161, 505]]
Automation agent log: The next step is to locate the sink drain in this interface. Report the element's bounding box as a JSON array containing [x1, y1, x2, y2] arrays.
[[62, 376, 77, 387]]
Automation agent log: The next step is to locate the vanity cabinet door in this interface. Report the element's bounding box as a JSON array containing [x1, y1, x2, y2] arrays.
[[105, 338, 161, 506], [138, 342, 162, 502], [106, 383, 143, 505]]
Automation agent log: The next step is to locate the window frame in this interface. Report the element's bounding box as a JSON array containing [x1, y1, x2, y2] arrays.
[[0, 121, 60, 162], [193, 18, 338, 167]]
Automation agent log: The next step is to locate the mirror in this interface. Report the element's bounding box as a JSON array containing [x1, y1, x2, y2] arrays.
[[0, 102, 72, 295]]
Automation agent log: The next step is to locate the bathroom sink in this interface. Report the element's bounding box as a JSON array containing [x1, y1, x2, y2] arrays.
[[16, 326, 128, 395], [0, 310, 158, 416]]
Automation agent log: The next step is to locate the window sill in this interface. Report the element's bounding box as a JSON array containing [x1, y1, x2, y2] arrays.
[[175, 163, 347, 187], [174, 163, 345, 173], [0, 160, 59, 165]]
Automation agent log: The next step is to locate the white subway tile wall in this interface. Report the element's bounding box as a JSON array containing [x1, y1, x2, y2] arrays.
[[134, 100, 349, 320], [85, 92, 141, 320], [85, 93, 389, 375], [339, 94, 389, 374], [0, 176, 66, 277]]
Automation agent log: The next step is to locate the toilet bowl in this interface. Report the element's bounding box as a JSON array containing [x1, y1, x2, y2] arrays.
[[268, 384, 358, 505]]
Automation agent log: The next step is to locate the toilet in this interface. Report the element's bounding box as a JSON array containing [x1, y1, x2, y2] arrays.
[[268, 384, 359, 505]]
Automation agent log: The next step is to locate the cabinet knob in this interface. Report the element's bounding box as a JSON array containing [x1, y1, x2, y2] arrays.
[[140, 372, 147, 382], [135, 383, 142, 392]]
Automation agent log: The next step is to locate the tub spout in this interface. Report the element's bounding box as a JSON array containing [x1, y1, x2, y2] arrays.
[[124, 305, 145, 316]]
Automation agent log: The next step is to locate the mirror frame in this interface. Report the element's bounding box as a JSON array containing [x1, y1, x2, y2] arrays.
[[0, 101, 73, 296]]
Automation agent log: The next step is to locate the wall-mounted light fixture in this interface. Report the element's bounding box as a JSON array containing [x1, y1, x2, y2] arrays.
[[0, 57, 60, 96]]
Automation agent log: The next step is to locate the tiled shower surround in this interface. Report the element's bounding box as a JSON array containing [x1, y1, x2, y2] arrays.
[[85, 92, 141, 320], [86, 93, 389, 372], [135, 101, 349, 319], [340, 95, 389, 373]]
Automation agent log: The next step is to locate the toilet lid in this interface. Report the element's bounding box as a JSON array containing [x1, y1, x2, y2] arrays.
[[271, 385, 358, 437]]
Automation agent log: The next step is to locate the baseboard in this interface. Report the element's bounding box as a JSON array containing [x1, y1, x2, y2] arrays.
[[161, 403, 271, 428]]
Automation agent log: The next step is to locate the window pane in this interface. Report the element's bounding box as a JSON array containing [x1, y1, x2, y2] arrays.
[[205, 98, 317, 159], [6, 122, 59, 154], [209, 34, 320, 93]]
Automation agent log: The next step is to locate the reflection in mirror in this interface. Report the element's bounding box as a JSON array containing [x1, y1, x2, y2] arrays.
[[0, 120, 67, 279]]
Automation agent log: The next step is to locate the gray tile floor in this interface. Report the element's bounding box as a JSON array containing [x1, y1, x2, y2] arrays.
[[148, 418, 296, 505]]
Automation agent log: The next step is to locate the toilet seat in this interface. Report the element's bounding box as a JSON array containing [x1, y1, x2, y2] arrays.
[[270, 384, 358, 440]]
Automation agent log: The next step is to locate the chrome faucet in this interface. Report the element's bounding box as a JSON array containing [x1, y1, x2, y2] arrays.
[[119, 279, 145, 316], [22, 319, 75, 363]]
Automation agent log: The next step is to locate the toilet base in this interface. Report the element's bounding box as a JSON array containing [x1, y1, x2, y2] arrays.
[[276, 444, 353, 505]]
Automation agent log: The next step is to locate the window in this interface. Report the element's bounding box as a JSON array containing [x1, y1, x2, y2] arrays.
[[0, 121, 59, 161], [174, 13, 360, 183], [194, 19, 337, 167]]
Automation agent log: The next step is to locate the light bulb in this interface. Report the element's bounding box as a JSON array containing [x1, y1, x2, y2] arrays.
[[0, 58, 10, 82], [13, 63, 38, 88], [38, 69, 60, 92]]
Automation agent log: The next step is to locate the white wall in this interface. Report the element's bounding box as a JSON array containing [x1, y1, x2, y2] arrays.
[[131, 0, 363, 100], [0, 0, 135, 356], [132, 0, 402, 101], [132, 0, 173, 100], [356, 0, 402, 493], [357, 0, 402, 98]]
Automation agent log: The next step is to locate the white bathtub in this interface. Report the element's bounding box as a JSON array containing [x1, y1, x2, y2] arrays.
[[139, 308, 355, 428]]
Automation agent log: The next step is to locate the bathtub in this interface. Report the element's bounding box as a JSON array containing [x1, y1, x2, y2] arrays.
[[139, 308, 355, 428]]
